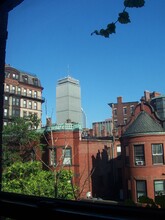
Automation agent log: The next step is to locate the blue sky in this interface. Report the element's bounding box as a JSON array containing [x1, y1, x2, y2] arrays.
[[6, 0, 165, 128]]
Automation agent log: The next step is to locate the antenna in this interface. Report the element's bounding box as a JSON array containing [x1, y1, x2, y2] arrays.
[[67, 64, 70, 77]]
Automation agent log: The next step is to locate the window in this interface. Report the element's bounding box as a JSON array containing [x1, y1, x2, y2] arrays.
[[62, 148, 72, 165], [23, 75, 28, 83], [23, 100, 27, 108], [17, 87, 21, 94], [5, 71, 10, 78], [12, 73, 18, 79], [23, 88, 27, 96], [29, 101, 32, 109], [134, 144, 145, 166], [124, 118, 127, 125], [130, 105, 134, 114], [12, 97, 20, 106], [154, 180, 165, 197], [5, 84, 9, 92], [33, 78, 38, 86], [34, 91, 37, 98], [29, 90, 32, 97], [136, 180, 147, 201], [11, 86, 16, 93], [113, 108, 117, 116], [4, 108, 8, 117], [123, 107, 127, 115], [3, 121, 7, 126], [12, 109, 20, 117], [23, 111, 27, 117], [4, 95, 8, 104], [34, 102, 37, 110], [114, 120, 118, 128], [117, 145, 121, 158], [152, 144, 164, 164]]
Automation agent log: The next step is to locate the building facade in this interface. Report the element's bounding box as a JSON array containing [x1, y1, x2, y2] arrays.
[[56, 76, 85, 127], [108, 96, 139, 134], [120, 98, 165, 203], [92, 118, 113, 137], [39, 122, 119, 199], [4, 64, 45, 127]]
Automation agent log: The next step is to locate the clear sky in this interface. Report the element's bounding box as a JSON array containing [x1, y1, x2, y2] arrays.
[[6, 0, 165, 128]]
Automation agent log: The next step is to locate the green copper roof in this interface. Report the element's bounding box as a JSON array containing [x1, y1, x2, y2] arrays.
[[123, 111, 165, 137], [37, 123, 82, 133]]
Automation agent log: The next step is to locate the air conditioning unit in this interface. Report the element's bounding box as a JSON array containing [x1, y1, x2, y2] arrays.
[[136, 161, 144, 166]]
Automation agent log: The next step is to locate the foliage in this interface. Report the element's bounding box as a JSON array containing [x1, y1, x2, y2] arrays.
[[155, 195, 165, 209], [2, 161, 55, 197], [138, 196, 158, 208], [2, 116, 42, 167], [91, 0, 145, 38], [124, 198, 136, 206], [55, 169, 78, 200], [124, 0, 145, 8], [2, 161, 77, 199]]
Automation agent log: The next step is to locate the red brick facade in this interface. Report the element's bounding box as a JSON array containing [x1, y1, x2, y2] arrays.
[[42, 126, 117, 199], [120, 102, 165, 203]]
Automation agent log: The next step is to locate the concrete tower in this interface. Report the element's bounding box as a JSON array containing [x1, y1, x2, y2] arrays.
[[56, 76, 82, 126]]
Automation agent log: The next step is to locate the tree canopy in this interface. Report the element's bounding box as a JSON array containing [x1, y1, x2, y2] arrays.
[[2, 116, 42, 168]]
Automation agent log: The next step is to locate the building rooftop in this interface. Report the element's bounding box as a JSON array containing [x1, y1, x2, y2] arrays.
[[123, 111, 165, 137]]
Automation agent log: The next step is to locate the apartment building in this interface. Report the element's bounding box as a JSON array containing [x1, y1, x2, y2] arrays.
[[108, 96, 139, 134], [120, 97, 165, 203], [3, 64, 45, 127]]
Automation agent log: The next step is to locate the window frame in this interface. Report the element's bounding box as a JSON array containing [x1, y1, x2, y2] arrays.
[[152, 143, 164, 165], [154, 180, 165, 197], [62, 147, 72, 166], [134, 144, 145, 166], [136, 180, 147, 201]]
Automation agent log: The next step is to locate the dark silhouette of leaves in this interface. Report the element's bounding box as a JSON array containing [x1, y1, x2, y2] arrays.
[[91, 0, 145, 38], [118, 11, 130, 24], [124, 0, 145, 8]]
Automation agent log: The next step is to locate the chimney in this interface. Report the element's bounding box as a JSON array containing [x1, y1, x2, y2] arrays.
[[117, 96, 122, 104]]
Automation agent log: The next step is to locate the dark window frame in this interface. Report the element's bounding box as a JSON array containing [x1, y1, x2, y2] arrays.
[[134, 144, 145, 166]]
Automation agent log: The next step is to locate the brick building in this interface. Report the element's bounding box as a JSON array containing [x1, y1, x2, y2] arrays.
[[108, 97, 139, 139], [38, 121, 122, 200], [120, 98, 165, 203]]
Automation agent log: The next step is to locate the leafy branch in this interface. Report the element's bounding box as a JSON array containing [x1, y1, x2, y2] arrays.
[[91, 0, 145, 38]]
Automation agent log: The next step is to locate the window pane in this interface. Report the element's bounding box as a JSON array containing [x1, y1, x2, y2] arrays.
[[152, 144, 163, 164], [134, 145, 145, 165]]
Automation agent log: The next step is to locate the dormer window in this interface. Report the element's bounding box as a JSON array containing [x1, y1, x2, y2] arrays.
[[23, 75, 28, 83], [33, 78, 38, 86], [5, 71, 10, 78], [13, 73, 18, 79]]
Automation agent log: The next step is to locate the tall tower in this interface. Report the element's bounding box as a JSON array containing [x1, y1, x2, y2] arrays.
[[56, 76, 82, 126]]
